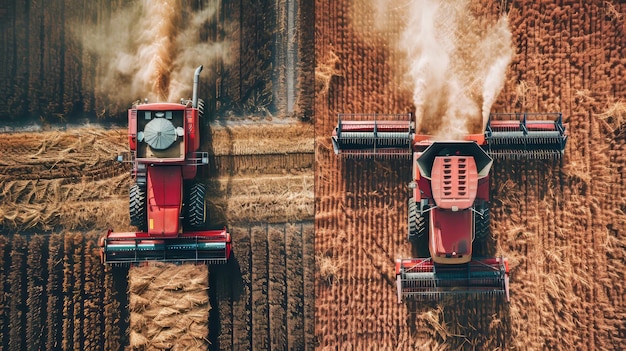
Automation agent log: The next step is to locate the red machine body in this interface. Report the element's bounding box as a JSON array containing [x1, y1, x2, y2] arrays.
[[412, 142, 492, 263], [100, 66, 231, 265], [146, 166, 182, 237], [332, 112, 567, 303]]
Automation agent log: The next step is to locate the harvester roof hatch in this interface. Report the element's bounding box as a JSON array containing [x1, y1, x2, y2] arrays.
[[431, 156, 478, 210], [417, 141, 493, 180]]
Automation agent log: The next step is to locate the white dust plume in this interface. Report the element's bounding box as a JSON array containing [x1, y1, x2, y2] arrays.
[[371, 0, 513, 138], [79, 0, 231, 106]]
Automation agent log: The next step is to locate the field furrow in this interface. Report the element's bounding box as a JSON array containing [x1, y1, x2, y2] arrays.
[[285, 223, 305, 350], [268, 226, 288, 349], [250, 225, 270, 350]]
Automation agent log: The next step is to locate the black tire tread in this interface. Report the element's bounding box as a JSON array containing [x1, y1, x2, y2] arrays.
[[408, 198, 418, 240], [408, 198, 429, 241], [186, 182, 208, 230], [475, 205, 491, 241], [129, 184, 147, 231], [416, 203, 428, 239]]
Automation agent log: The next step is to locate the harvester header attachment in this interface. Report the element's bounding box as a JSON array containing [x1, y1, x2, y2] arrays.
[[395, 258, 510, 303], [331, 113, 413, 158], [485, 112, 568, 160], [100, 228, 231, 266]]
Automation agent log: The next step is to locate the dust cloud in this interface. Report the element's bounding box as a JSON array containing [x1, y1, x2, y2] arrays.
[[79, 0, 230, 105], [369, 0, 513, 138]]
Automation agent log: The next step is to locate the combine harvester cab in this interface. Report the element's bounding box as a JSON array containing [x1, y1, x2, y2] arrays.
[[332, 112, 568, 304], [100, 66, 232, 265]]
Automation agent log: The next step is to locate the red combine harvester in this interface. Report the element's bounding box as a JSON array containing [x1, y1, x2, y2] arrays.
[[331, 112, 567, 303], [100, 66, 231, 265]]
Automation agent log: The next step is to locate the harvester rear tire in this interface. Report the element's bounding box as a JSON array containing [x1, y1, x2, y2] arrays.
[[186, 182, 209, 230], [129, 184, 147, 231]]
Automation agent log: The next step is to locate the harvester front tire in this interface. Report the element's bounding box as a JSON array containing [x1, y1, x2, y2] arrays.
[[408, 198, 418, 241], [416, 204, 429, 239], [409, 198, 428, 241], [129, 184, 147, 231], [475, 206, 490, 241], [187, 182, 209, 230]]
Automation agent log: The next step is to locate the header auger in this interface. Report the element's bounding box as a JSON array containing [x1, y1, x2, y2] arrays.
[[99, 66, 232, 266], [331, 112, 567, 303]]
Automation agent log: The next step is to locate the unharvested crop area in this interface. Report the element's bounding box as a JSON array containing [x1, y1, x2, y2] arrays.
[[315, 0, 625, 349]]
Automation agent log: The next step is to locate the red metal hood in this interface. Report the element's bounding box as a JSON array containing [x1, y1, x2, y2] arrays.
[[431, 156, 478, 210], [147, 166, 182, 236], [429, 208, 473, 263], [417, 141, 493, 180]]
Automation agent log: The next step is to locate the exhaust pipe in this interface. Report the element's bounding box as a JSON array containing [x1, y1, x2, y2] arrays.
[[192, 65, 203, 108]]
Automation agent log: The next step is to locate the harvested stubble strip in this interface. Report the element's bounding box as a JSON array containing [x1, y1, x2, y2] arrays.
[[128, 262, 210, 351]]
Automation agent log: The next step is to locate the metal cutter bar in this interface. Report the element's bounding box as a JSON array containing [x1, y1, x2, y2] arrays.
[[484, 113, 567, 160], [101, 229, 231, 266], [395, 258, 510, 303]]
